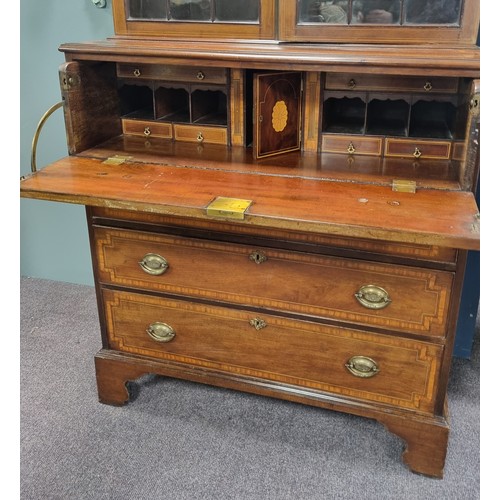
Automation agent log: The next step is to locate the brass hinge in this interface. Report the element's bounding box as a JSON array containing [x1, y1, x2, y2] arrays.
[[392, 179, 417, 193], [469, 93, 480, 117], [471, 212, 480, 233], [60, 73, 81, 91]]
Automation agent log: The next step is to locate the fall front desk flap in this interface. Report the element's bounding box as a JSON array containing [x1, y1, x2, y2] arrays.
[[21, 155, 479, 251]]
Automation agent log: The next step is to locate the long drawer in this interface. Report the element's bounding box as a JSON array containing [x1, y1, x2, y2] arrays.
[[94, 227, 454, 337], [324, 73, 459, 93], [103, 289, 443, 413], [116, 63, 227, 84]]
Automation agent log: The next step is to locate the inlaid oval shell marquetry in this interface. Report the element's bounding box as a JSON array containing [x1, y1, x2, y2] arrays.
[[272, 100, 288, 132]]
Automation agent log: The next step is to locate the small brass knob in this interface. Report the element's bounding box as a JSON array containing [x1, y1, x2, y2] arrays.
[[413, 147, 422, 159], [133, 68, 141, 77], [196, 132, 204, 143], [345, 356, 380, 378], [348, 79, 356, 89], [139, 253, 169, 275], [355, 285, 391, 310], [196, 71, 205, 80], [347, 142, 356, 154], [143, 127, 151, 137], [423, 81, 433, 91], [147, 322, 176, 343]]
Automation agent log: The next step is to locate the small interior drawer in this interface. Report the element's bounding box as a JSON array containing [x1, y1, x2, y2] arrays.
[[325, 73, 459, 93], [103, 289, 443, 413], [122, 119, 173, 139], [174, 124, 228, 145], [322, 134, 383, 156], [385, 139, 452, 160], [116, 63, 227, 84]]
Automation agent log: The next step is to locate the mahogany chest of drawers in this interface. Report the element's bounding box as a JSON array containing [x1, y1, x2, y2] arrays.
[[21, 0, 480, 479]]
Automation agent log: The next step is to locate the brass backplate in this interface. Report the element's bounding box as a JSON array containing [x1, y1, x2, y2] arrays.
[[206, 197, 253, 220]]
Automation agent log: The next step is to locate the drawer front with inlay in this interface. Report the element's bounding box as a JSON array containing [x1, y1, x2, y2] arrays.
[[103, 289, 443, 413], [325, 74, 459, 93], [385, 139, 452, 160], [173, 124, 228, 145], [122, 119, 173, 139], [322, 135, 383, 156], [95, 227, 454, 337], [117, 63, 227, 84]]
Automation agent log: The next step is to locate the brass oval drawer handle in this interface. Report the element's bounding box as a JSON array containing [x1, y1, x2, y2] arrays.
[[347, 142, 356, 154], [139, 253, 169, 275], [345, 356, 380, 378], [423, 81, 433, 91], [133, 68, 141, 77], [143, 126, 151, 137], [413, 147, 422, 159], [147, 322, 176, 343], [249, 251, 267, 264], [348, 79, 356, 89], [196, 71, 205, 80], [355, 285, 391, 310], [197, 132, 204, 143], [249, 318, 267, 331]]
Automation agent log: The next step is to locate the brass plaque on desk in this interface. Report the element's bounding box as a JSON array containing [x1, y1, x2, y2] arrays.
[[206, 197, 253, 220], [254, 72, 302, 159]]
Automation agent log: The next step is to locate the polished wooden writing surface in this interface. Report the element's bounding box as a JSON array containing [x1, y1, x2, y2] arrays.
[[20, 155, 479, 250]]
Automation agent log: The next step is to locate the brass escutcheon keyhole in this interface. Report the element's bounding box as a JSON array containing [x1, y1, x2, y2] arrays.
[[249, 251, 267, 264], [249, 318, 267, 331]]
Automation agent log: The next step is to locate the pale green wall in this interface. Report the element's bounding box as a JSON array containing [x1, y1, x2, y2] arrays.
[[20, 1, 114, 285]]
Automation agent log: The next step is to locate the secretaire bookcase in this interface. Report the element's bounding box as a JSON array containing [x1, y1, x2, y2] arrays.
[[21, 0, 480, 477]]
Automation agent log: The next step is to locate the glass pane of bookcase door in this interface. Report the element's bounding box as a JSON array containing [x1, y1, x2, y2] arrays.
[[296, 0, 463, 26], [170, 0, 211, 21], [214, 0, 259, 21], [298, 1, 401, 24], [404, 0, 462, 24], [299, 1, 348, 23], [352, 1, 401, 24], [127, 0, 168, 20]]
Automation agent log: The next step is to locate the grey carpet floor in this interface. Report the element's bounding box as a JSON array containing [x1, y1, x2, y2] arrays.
[[20, 277, 480, 499]]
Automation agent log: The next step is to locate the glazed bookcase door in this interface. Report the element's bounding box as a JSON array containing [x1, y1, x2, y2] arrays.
[[279, 0, 480, 44], [113, 0, 276, 40]]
